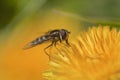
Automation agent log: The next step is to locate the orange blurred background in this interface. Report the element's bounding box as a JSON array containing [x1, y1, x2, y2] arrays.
[[0, 12, 80, 80]]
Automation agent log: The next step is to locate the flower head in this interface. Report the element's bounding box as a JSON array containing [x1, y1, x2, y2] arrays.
[[43, 26, 120, 80]]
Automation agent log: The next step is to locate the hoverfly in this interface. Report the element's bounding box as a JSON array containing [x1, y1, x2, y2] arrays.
[[23, 29, 70, 57]]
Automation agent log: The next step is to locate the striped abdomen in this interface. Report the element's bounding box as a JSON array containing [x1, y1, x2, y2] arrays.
[[23, 35, 51, 49]]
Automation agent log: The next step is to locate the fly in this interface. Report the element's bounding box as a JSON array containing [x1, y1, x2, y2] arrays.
[[23, 29, 70, 57]]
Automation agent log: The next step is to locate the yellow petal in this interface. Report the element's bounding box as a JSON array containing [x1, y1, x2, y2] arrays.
[[43, 26, 120, 80]]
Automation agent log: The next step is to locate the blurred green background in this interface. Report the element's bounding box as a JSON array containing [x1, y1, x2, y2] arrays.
[[1, 0, 120, 29], [1, 0, 120, 30]]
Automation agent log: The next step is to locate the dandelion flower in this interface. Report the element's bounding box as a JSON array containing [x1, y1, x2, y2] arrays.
[[43, 26, 120, 80]]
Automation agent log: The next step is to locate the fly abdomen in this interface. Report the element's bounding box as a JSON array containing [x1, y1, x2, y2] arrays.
[[23, 35, 51, 50]]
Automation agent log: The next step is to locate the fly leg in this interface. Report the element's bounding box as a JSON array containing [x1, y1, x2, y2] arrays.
[[54, 40, 65, 57], [44, 40, 55, 60], [65, 39, 70, 46], [59, 39, 70, 47], [54, 39, 58, 47]]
